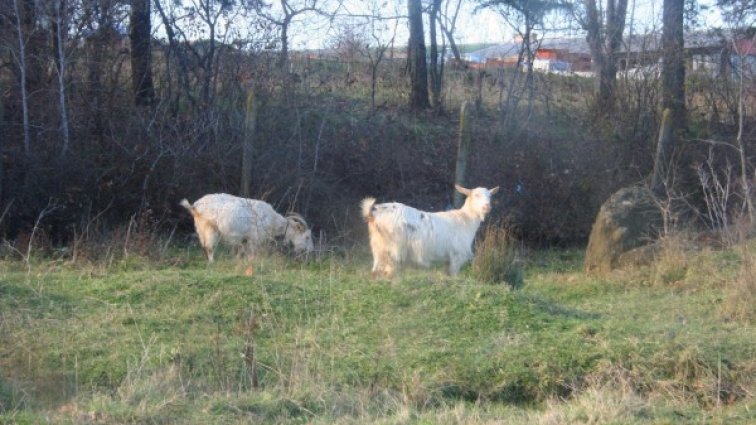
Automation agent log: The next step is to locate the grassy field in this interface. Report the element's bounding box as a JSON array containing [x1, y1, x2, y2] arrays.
[[0, 243, 754, 424]]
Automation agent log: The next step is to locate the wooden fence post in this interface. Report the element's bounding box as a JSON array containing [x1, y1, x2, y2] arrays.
[[454, 101, 472, 208]]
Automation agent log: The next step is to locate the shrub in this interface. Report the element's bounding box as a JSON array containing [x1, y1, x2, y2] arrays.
[[471, 225, 523, 289]]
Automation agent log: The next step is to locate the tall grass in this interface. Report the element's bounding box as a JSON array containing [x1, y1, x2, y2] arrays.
[[649, 234, 692, 286], [471, 225, 523, 289], [644, 229, 755, 322]]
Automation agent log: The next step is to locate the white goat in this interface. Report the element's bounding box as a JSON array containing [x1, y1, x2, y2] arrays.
[[361, 185, 499, 277], [181, 193, 314, 262]]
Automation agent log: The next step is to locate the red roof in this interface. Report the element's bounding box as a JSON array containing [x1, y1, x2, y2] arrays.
[[733, 36, 756, 55]]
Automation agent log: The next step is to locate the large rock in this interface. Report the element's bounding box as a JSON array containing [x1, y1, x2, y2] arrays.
[[584, 186, 663, 274]]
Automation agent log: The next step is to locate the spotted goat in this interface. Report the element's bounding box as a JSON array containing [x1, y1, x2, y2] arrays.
[[181, 193, 314, 262], [361, 185, 499, 277]]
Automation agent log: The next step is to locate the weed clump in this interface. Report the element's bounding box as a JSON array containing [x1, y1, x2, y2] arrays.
[[472, 226, 523, 289], [722, 248, 756, 321], [650, 234, 693, 286]]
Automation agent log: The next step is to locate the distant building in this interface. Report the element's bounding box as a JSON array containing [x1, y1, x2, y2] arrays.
[[461, 30, 756, 77], [533, 38, 592, 72], [462, 37, 591, 73], [461, 43, 520, 68]]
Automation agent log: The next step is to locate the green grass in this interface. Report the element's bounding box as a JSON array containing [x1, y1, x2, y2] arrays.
[[0, 247, 754, 424]]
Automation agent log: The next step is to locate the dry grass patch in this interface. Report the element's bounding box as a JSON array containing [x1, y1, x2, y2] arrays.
[[721, 248, 756, 322], [471, 225, 523, 289], [533, 384, 650, 425], [649, 234, 696, 286]]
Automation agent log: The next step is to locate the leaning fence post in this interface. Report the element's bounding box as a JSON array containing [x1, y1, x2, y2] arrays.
[[241, 88, 257, 197], [454, 101, 472, 208]]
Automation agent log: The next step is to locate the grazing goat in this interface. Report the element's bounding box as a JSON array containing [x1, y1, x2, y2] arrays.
[[361, 185, 499, 278], [181, 193, 314, 262]]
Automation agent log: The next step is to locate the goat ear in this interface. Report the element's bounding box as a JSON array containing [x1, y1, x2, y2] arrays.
[[489, 186, 500, 195], [455, 184, 471, 196], [287, 215, 307, 231]]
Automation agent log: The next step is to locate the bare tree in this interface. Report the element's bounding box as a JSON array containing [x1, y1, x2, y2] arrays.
[[407, 0, 429, 109], [734, 35, 754, 221], [155, 0, 252, 106], [80, 0, 122, 141], [478, 0, 566, 121], [256, 0, 326, 70], [579, 0, 629, 114], [364, 13, 399, 110], [190, 0, 225, 105], [719, 3, 756, 221], [153, 0, 196, 109], [335, 0, 400, 109], [439, 0, 464, 65], [331, 23, 365, 85], [717, 0, 755, 24], [491, 4, 536, 119]]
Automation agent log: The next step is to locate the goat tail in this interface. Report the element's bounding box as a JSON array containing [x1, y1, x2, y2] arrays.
[[361, 198, 376, 222], [180, 199, 217, 233], [180, 198, 199, 218]]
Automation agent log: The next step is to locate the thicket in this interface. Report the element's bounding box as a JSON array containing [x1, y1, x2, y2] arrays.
[[0, 23, 753, 249]]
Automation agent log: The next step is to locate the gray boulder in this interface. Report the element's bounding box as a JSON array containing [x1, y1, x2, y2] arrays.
[[585, 186, 663, 274]]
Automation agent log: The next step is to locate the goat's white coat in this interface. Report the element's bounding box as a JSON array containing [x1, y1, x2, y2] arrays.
[[362, 185, 499, 277], [181, 193, 313, 262]]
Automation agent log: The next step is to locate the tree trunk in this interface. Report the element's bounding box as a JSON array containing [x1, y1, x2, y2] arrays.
[[369, 47, 387, 110], [278, 15, 292, 70], [429, 0, 443, 111], [525, 17, 537, 121], [512, 17, 535, 121], [585, 0, 604, 105], [661, 0, 686, 130], [440, 0, 464, 66], [54, 0, 70, 155], [201, 0, 217, 106], [605, 0, 628, 105], [584, 0, 628, 114], [441, 24, 463, 64], [13, 0, 31, 158], [130, 0, 155, 106], [21, 0, 46, 94], [735, 38, 753, 221], [371, 62, 378, 109], [501, 26, 529, 123], [407, 0, 430, 109]]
